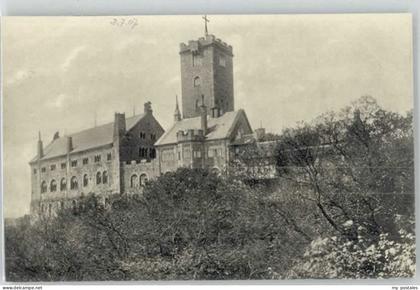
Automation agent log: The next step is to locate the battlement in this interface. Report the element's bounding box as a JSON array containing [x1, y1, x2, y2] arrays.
[[122, 158, 158, 169], [180, 34, 233, 55], [176, 129, 205, 142]]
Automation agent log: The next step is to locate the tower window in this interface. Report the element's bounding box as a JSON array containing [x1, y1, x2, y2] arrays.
[[193, 53, 202, 66], [50, 164, 56, 171], [71, 160, 77, 167], [219, 55, 226, 67], [140, 132, 146, 139], [94, 155, 101, 162], [83, 158, 89, 165], [107, 153, 112, 161], [61, 163, 66, 169], [193, 76, 201, 87]]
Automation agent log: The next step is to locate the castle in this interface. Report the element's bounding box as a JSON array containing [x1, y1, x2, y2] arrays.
[[29, 30, 277, 217]]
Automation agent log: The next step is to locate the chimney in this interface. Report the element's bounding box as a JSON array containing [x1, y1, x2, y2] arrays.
[[53, 131, 60, 141], [37, 131, 44, 159], [66, 136, 73, 153], [144, 101, 153, 114], [211, 107, 220, 118], [254, 128, 266, 141], [200, 95, 207, 135], [113, 113, 126, 139]]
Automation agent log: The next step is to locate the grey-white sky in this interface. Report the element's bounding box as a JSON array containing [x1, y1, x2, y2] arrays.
[[2, 14, 413, 218]]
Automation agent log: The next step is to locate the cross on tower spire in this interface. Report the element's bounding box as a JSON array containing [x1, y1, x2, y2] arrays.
[[202, 15, 210, 36]]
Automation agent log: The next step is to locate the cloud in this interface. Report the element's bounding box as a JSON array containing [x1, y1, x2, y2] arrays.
[[114, 37, 158, 51], [5, 69, 34, 86], [46, 93, 70, 109], [61, 46, 87, 71]]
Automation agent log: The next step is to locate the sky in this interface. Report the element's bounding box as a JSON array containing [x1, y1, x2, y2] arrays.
[[2, 14, 413, 218]]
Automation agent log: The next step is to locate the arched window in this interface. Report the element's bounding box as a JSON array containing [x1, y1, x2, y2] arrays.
[[96, 172, 102, 184], [140, 173, 148, 187], [48, 204, 52, 217], [60, 178, 67, 191], [150, 148, 156, 159], [130, 174, 138, 188], [102, 171, 108, 184], [41, 181, 47, 193], [193, 76, 200, 87], [70, 176, 78, 190], [50, 180, 57, 192], [83, 174, 89, 187], [60, 201, 64, 210]]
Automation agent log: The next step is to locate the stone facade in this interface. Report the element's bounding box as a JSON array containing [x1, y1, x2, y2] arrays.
[[29, 32, 273, 218], [30, 104, 164, 217]]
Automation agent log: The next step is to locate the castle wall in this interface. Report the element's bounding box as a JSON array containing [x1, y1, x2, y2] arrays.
[[30, 145, 116, 216], [121, 159, 160, 195]]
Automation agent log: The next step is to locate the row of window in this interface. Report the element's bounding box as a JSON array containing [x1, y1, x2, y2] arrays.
[[40, 171, 109, 193], [139, 147, 156, 159], [161, 148, 222, 162], [35, 153, 112, 174], [130, 173, 148, 188], [41, 197, 114, 216], [139, 132, 156, 140]]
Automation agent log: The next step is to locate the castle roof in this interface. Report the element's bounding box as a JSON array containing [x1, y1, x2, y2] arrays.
[[155, 109, 251, 146], [30, 113, 147, 163]]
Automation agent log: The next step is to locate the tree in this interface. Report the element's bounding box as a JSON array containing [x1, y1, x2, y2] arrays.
[[275, 96, 414, 242]]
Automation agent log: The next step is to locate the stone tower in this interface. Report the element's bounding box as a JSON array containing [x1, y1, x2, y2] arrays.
[[179, 34, 234, 119]]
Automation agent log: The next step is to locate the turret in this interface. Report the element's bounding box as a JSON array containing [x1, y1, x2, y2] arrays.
[[37, 131, 44, 159], [174, 95, 181, 122]]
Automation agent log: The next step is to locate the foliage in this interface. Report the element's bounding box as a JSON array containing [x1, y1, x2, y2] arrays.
[[287, 221, 416, 279], [5, 97, 415, 281]]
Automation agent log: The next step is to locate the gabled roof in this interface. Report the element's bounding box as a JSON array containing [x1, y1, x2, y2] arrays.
[[155, 109, 252, 146], [30, 113, 147, 163]]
